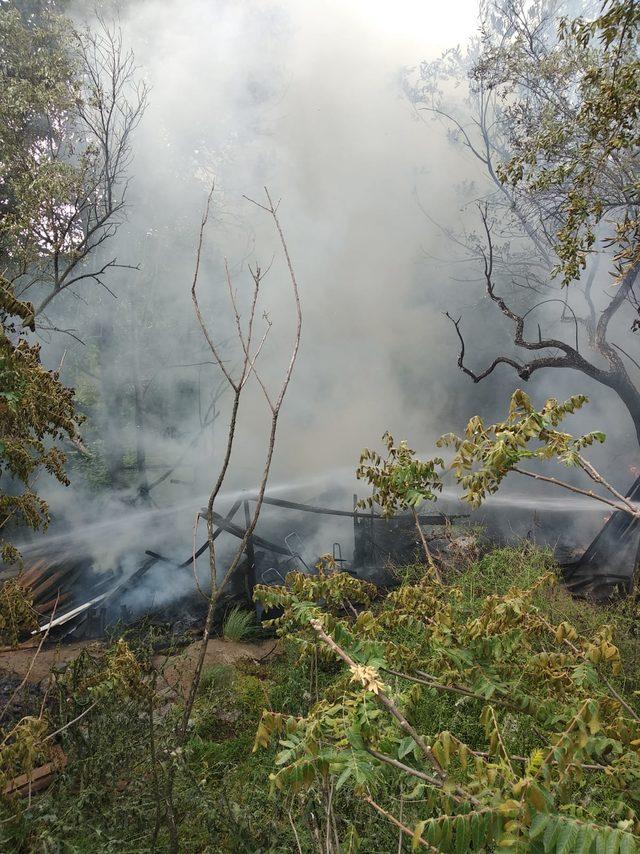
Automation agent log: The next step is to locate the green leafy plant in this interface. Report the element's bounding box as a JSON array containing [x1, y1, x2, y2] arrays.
[[357, 431, 444, 579], [0, 280, 81, 565], [0, 577, 36, 646], [494, 0, 640, 285], [254, 560, 640, 852], [438, 389, 638, 519]]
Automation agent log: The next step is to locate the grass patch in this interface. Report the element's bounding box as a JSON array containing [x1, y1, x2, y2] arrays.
[[222, 607, 256, 642]]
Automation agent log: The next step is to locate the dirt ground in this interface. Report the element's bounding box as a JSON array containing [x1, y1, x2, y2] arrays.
[[153, 637, 279, 699], [0, 636, 279, 695], [0, 639, 98, 684]]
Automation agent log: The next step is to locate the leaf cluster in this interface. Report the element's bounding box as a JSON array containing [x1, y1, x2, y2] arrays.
[[0, 577, 37, 646], [356, 431, 443, 516], [254, 557, 640, 851], [478, 0, 640, 284], [0, 277, 80, 564], [437, 388, 602, 508]]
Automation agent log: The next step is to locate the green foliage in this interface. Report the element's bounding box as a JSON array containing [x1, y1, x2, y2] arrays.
[[222, 607, 256, 643], [0, 3, 146, 311], [478, 0, 640, 284], [254, 550, 640, 851], [0, 716, 51, 799], [2, 548, 638, 852], [0, 0, 84, 569], [0, 279, 81, 564], [0, 577, 36, 646], [438, 388, 603, 508], [0, 4, 81, 280], [198, 663, 234, 695], [356, 431, 443, 516]]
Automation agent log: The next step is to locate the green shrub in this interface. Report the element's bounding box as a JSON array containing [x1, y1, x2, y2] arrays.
[[254, 545, 640, 852]]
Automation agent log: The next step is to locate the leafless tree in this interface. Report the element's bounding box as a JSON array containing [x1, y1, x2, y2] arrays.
[[161, 185, 302, 852]]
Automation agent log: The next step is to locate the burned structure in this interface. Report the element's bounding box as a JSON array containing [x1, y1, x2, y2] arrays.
[[8, 495, 458, 642], [6, 474, 640, 647], [562, 475, 640, 599]]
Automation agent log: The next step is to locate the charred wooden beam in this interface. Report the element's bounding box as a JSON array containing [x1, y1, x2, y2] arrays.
[[207, 510, 290, 556], [247, 494, 462, 524], [144, 499, 245, 568]]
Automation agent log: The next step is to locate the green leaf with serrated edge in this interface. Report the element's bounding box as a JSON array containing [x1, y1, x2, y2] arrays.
[[606, 830, 622, 854], [574, 827, 594, 854], [426, 821, 440, 845], [398, 736, 416, 759], [455, 815, 471, 854], [619, 833, 637, 854], [557, 824, 578, 854], [471, 813, 484, 850]]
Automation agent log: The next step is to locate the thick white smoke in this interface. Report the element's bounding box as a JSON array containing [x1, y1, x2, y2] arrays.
[[27, 0, 634, 578]]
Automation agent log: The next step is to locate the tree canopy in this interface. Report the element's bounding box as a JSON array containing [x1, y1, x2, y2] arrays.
[[409, 0, 640, 448]]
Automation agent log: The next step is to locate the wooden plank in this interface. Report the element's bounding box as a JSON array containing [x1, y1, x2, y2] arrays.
[[4, 747, 67, 797]]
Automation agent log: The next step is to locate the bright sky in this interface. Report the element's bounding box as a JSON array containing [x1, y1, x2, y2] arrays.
[[349, 0, 479, 52]]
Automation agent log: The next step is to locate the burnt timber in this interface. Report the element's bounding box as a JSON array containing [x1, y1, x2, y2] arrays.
[[26, 495, 461, 639]]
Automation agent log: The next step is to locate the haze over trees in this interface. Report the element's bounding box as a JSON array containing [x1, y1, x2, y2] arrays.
[[408, 0, 640, 446], [0, 1, 639, 852]]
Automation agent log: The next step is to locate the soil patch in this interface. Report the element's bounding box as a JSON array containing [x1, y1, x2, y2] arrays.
[[154, 638, 280, 699], [0, 636, 279, 699], [0, 640, 101, 684]]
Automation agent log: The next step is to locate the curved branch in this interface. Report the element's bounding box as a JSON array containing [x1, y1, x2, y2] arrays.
[[595, 263, 640, 358], [522, 298, 580, 352], [445, 311, 580, 382], [445, 312, 526, 382], [446, 208, 632, 390]]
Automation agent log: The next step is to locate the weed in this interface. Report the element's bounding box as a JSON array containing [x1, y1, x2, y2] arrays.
[[221, 607, 256, 643], [198, 663, 233, 694]]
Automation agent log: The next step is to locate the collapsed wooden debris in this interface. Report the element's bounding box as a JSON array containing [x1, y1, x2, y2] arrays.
[[10, 478, 640, 643], [15, 553, 92, 617], [3, 746, 67, 798], [18, 495, 461, 641], [33, 592, 112, 635]]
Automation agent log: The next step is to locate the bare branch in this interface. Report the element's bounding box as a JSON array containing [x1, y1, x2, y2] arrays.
[[163, 187, 304, 851], [511, 466, 640, 518]]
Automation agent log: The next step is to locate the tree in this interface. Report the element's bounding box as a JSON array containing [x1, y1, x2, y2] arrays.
[[408, 1, 640, 447], [0, 278, 80, 564], [0, 3, 147, 323], [159, 187, 303, 851], [0, 2, 145, 557]]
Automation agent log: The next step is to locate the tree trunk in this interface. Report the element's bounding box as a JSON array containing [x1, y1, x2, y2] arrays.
[[605, 370, 640, 453]]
